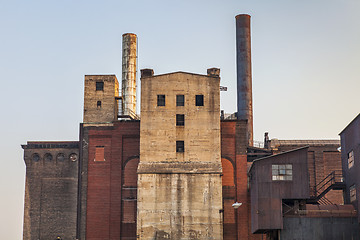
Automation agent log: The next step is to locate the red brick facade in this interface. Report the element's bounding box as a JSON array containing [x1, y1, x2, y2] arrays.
[[221, 120, 263, 240], [85, 121, 140, 239]]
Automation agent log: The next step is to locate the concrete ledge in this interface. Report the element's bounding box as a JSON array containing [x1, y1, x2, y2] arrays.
[[137, 161, 222, 174]]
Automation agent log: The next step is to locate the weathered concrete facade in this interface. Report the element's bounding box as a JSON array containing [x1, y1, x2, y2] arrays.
[[137, 69, 223, 239], [83, 75, 119, 124], [22, 141, 79, 240]]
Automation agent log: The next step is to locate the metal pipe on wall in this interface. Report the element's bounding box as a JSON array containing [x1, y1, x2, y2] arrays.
[[122, 33, 137, 116], [236, 14, 253, 146]]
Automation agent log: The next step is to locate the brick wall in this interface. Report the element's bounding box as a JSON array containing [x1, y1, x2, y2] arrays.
[[22, 142, 79, 240], [84, 121, 140, 239], [221, 120, 263, 240]]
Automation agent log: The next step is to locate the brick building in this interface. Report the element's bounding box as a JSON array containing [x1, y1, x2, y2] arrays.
[[21, 14, 351, 240]]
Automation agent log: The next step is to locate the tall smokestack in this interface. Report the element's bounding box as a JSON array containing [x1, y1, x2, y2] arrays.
[[122, 33, 137, 116], [236, 14, 253, 146]]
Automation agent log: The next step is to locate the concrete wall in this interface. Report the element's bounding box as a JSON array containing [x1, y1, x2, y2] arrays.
[[138, 70, 223, 239], [22, 141, 79, 240]]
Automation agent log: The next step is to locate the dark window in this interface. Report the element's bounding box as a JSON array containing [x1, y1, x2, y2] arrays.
[[56, 153, 65, 162], [176, 141, 184, 152], [157, 95, 165, 106], [176, 114, 185, 126], [176, 95, 185, 106], [44, 153, 53, 161], [32, 153, 40, 162], [96, 81, 104, 91], [195, 95, 204, 106], [97, 101, 102, 108]]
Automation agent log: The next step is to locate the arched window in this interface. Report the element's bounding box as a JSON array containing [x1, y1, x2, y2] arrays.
[[97, 101, 101, 108], [222, 158, 235, 186], [123, 158, 139, 187]]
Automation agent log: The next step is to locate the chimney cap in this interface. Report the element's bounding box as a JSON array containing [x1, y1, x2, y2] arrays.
[[122, 33, 137, 37], [207, 68, 220, 77], [235, 14, 251, 19], [141, 69, 154, 78]]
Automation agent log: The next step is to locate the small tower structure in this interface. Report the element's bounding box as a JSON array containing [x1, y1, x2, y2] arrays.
[[83, 75, 119, 124]]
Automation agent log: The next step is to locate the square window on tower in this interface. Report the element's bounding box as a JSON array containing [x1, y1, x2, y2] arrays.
[[195, 95, 204, 106], [176, 95, 185, 106], [157, 95, 165, 106], [96, 81, 104, 91], [176, 114, 185, 126], [176, 141, 184, 152]]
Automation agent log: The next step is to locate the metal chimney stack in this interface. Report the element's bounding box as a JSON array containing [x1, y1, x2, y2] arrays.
[[122, 33, 137, 117], [236, 14, 253, 146]]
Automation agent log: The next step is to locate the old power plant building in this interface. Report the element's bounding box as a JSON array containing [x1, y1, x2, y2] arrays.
[[22, 14, 360, 240]]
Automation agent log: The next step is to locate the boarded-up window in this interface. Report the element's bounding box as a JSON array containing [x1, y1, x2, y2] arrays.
[[223, 199, 236, 224], [95, 146, 105, 161], [122, 200, 136, 223]]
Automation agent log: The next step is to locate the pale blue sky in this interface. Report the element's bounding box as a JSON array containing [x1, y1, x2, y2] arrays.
[[1, 0, 359, 238]]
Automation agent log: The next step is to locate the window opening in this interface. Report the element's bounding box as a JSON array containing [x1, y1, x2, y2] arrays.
[[44, 153, 53, 161], [176, 141, 184, 152], [195, 95, 204, 106], [272, 164, 292, 181], [350, 184, 356, 202], [348, 150, 354, 169], [157, 95, 165, 106], [176, 114, 185, 126], [96, 81, 104, 91], [176, 95, 185, 106], [97, 101, 102, 108]]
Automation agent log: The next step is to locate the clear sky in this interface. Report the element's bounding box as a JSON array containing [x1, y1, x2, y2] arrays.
[[1, 0, 359, 238]]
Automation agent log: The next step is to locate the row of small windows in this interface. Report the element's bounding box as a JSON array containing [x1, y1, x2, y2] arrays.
[[31, 153, 78, 162], [157, 95, 204, 107]]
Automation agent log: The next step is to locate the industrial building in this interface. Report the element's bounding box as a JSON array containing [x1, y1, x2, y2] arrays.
[[22, 14, 359, 240]]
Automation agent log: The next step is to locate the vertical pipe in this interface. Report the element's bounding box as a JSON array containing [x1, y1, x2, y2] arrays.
[[122, 33, 137, 116], [236, 14, 253, 146]]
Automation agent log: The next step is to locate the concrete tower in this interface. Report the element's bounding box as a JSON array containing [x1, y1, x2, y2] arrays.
[[236, 14, 253, 145], [122, 33, 137, 117], [137, 69, 223, 239]]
